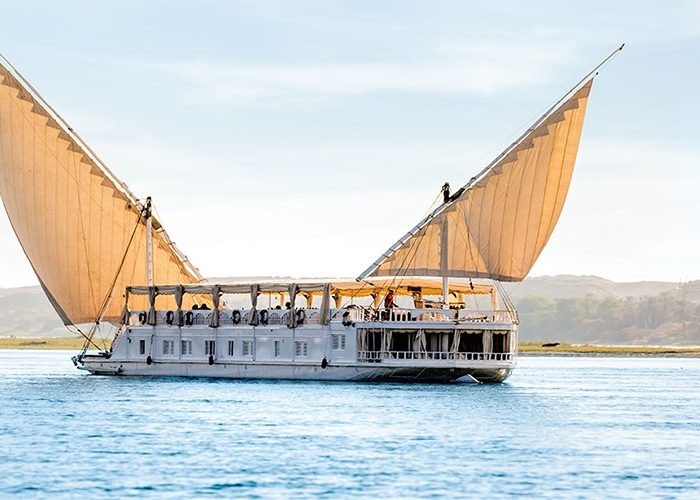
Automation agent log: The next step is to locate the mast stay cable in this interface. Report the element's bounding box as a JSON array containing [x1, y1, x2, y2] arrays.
[[356, 44, 625, 282]]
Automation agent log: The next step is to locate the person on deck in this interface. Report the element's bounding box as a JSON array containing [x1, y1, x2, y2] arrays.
[[384, 290, 397, 308], [442, 182, 451, 203], [412, 292, 425, 309]]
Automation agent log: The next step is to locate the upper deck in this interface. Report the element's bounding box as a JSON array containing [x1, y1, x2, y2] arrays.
[[112, 279, 518, 370], [125, 305, 517, 329]]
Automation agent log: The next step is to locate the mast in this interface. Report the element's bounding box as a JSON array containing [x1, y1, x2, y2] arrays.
[[145, 197, 154, 287], [442, 277, 449, 308]]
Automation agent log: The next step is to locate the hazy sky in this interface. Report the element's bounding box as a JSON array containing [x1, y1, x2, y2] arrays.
[[0, 1, 698, 287]]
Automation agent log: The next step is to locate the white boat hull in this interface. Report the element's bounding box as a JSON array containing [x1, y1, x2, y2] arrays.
[[79, 309, 517, 383], [81, 357, 512, 383]]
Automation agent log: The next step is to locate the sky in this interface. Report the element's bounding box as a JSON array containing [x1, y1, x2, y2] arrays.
[[0, 0, 698, 287]]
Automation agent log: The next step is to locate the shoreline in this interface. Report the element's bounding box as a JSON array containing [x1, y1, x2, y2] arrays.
[[518, 343, 700, 357], [518, 351, 700, 358], [1, 337, 700, 357]]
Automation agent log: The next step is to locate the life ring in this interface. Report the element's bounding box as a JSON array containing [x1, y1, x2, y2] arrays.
[[208, 354, 214, 366], [259, 309, 269, 326], [146, 355, 152, 365], [138, 312, 147, 325], [165, 311, 175, 325], [232, 310, 241, 325], [185, 311, 194, 326], [341, 311, 352, 327], [295, 309, 306, 326]]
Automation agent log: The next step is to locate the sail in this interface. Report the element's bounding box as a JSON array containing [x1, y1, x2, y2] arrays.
[[359, 80, 593, 282], [0, 60, 204, 325]]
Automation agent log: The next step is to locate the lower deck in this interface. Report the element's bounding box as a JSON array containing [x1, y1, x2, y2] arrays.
[[81, 316, 517, 383]]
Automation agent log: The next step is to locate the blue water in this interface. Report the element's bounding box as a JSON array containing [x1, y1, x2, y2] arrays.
[[1, 351, 699, 498]]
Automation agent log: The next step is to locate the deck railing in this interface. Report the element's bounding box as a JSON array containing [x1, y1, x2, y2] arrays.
[[374, 308, 515, 323], [129, 307, 515, 327], [358, 350, 514, 362]]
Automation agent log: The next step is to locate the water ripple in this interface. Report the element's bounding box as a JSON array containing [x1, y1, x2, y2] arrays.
[[0, 350, 699, 497]]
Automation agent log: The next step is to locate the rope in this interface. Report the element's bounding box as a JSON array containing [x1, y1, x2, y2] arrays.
[[358, 45, 625, 282], [378, 47, 625, 305], [69, 324, 103, 352], [79, 203, 148, 356], [339, 184, 445, 313]]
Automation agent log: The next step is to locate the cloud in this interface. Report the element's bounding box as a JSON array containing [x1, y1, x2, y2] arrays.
[[92, 134, 501, 211], [151, 40, 580, 104], [533, 137, 700, 281], [577, 138, 699, 180]]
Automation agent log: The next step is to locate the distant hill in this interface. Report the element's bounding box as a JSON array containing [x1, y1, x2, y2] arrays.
[[0, 286, 68, 337], [1, 275, 699, 346], [508, 276, 700, 346], [505, 275, 698, 301]]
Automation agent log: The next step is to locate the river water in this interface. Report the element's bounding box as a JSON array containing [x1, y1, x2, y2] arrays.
[[0, 350, 698, 498]]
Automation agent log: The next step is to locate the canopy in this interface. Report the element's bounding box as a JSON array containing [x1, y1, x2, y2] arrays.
[[127, 277, 494, 298], [0, 60, 204, 325], [359, 80, 593, 282]]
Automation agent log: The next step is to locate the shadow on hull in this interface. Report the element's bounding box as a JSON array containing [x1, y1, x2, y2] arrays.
[[351, 367, 512, 384]]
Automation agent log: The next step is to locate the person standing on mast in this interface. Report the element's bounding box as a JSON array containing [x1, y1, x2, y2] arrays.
[[441, 182, 450, 203]]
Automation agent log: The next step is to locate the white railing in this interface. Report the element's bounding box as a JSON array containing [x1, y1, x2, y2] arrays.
[[358, 350, 514, 362], [128, 307, 515, 327], [373, 309, 515, 323], [458, 309, 514, 323], [129, 307, 339, 327], [332, 306, 369, 322]]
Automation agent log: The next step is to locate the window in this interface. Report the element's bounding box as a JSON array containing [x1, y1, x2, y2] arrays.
[[228, 340, 235, 356], [181, 340, 192, 356], [163, 340, 174, 355], [242, 340, 254, 356], [274, 340, 281, 358], [139, 339, 146, 355], [295, 341, 308, 357], [205, 340, 216, 356], [331, 334, 346, 351]]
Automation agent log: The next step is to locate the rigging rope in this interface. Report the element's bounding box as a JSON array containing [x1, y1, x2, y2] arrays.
[[79, 203, 148, 357], [357, 44, 625, 282], [338, 183, 447, 314]]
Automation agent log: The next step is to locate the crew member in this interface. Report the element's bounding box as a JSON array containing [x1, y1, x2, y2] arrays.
[[384, 290, 397, 308], [442, 182, 451, 203]]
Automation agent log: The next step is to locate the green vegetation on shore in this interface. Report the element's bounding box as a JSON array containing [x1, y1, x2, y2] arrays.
[[518, 342, 700, 355], [0, 336, 92, 350], [516, 292, 700, 346], [3, 276, 700, 346]]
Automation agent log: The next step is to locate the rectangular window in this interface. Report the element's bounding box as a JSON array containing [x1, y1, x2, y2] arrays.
[[274, 340, 281, 358], [205, 340, 216, 356], [242, 340, 254, 356], [139, 339, 146, 355], [228, 340, 235, 356], [163, 340, 174, 355], [181, 340, 192, 356], [295, 341, 308, 357], [331, 334, 346, 351]]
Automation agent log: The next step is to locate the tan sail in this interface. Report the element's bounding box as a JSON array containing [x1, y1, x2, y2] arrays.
[[360, 80, 593, 282], [0, 61, 204, 325]]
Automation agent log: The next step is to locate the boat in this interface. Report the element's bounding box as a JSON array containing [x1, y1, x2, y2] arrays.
[[0, 46, 622, 383]]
